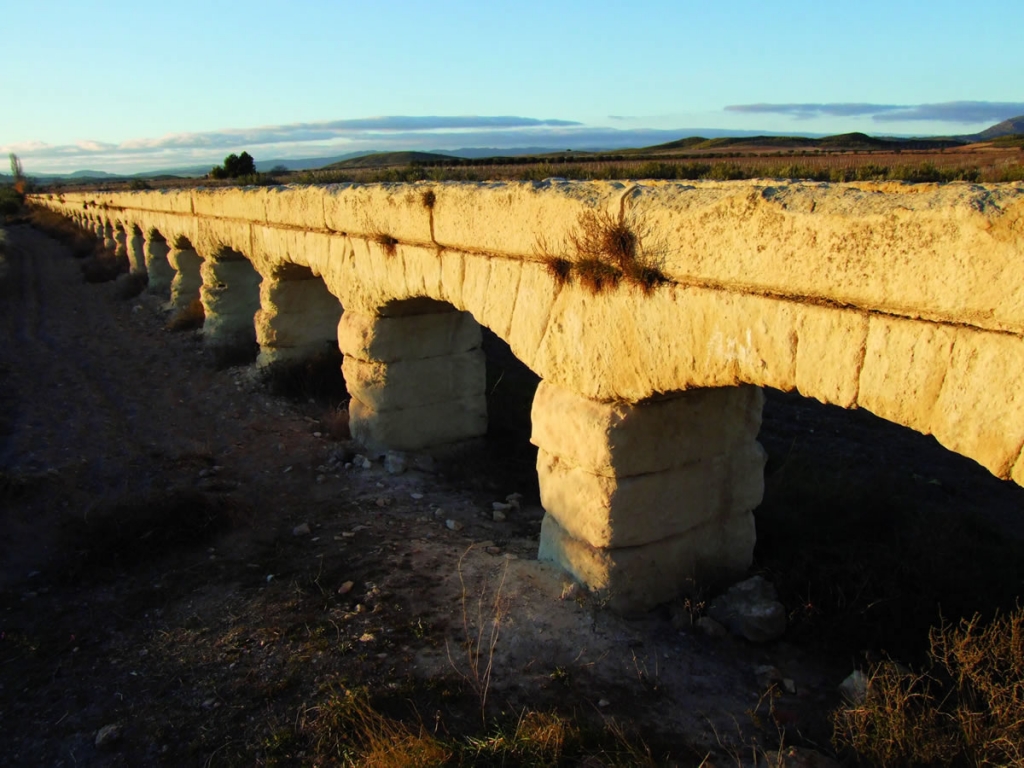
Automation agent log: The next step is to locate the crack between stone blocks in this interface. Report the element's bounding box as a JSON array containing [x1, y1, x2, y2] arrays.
[[499, 259, 524, 342], [545, 449, 711, 481], [533, 281, 565, 370], [851, 313, 870, 407]]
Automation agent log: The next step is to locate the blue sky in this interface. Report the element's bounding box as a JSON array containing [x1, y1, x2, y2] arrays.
[[2, 0, 1022, 174]]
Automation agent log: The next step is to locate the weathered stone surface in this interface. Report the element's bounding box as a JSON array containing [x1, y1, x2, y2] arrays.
[[127, 228, 146, 274], [531, 382, 763, 477], [536, 443, 765, 548], [255, 275, 342, 365], [342, 350, 485, 410], [338, 310, 481, 363], [348, 395, 487, 455], [143, 234, 175, 296], [538, 512, 755, 613], [166, 246, 203, 310], [200, 258, 262, 344]]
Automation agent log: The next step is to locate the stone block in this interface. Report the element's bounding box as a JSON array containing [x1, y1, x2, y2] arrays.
[[338, 310, 481, 363], [531, 381, 763, 477], [348, 395, 487, 454], [537, 512, 755, 614], [342, 350, 486, 410], [536, 442, 765, 548]]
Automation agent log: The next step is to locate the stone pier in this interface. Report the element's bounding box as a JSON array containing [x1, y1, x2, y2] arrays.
[[533, 382, 767, 612], [167, 238, 203, 311], [255, 266, 343, 366], [198, 250, 262, 349], [113, 225, 128, 262], [127, 226, 146, 274], [338, 303, 487, 456], [143, 230, 175, 296], [102, 222, 116, 253]]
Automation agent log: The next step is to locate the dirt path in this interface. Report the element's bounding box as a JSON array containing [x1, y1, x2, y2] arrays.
[[2, 224, 1022, 766]]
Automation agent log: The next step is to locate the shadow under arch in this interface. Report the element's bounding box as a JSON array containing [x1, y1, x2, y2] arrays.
[[753, 386, 1024, 662]]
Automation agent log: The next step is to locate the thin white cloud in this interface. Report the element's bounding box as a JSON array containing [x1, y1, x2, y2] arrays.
[[726, 101, 1024, 124], [1, 115, 589, 172]]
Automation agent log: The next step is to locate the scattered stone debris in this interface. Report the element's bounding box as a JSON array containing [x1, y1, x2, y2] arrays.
[[445, 519, 464, 531], [292, 522, 311, 536], [707, 575, 787, 643]]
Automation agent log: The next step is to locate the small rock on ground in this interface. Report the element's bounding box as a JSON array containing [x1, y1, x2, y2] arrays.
[[707, 575, 787, 643]]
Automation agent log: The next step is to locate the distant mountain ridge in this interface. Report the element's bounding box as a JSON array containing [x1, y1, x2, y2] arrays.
[[971, 115, 1024, 141], [8, 115, 1023, 180]]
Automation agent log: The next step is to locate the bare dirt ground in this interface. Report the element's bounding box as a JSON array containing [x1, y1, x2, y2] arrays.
[[2, 225, 1023, 766]]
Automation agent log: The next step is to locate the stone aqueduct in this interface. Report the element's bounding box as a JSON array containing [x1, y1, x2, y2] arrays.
[[30, 180, 1024, 610]]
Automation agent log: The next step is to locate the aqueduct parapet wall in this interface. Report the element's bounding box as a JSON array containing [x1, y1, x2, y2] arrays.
[[30, 179, 1024, 610]]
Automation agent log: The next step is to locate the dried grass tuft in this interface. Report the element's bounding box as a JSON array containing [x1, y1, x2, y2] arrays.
[[833, 606, 1024, 767], [537, 208, 668, 295]]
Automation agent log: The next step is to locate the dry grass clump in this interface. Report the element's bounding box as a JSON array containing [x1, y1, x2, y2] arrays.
[[464, 711, 581, 764], [540, 208, 668, 295], [296, 686, 655, 767], [372, 231, 399, 257], [833, 606, 1024, 767], [300, 687, 452, 767], [165, 298, 205, 331], [575, 257, 622, 293], [545, 255, 573, 286]]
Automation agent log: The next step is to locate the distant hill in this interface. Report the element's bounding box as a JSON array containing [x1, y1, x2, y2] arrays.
[[66, 169, 117, 178], [636, 132, 962, 155], [322, 151, 462, 170], [971, 115, 1024, 142]]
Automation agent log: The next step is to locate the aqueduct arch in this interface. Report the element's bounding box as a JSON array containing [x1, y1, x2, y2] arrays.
[[29, 180, 1024, 610]]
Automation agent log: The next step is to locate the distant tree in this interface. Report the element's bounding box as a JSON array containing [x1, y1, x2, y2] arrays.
[[9, 153, 25, 194], [209, 151, 257, 179]]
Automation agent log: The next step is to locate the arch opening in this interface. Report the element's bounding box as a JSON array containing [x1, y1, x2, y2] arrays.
[[126, 224, 146, 275], [143, 228, 174, 297], [257, 265, 347, 406], [199, 248, 262, 368], [166, 235, 205, 331], [753, 386, 1024, 661]]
